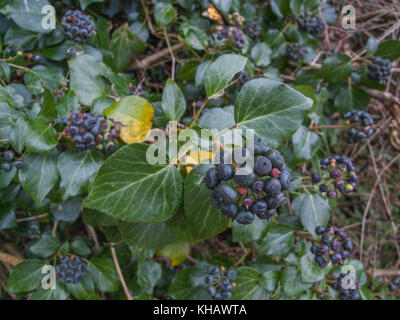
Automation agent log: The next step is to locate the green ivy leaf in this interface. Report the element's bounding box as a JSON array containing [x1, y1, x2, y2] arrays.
[[87, 257, 120, 292], [374, 40, 400, 61], [71, 238, 91, 256], [300, 249, 328, 283], [161, 79, 186, 121], [137, 261, 162, 291], [68, 54, 109, 105], [9, 117, 27, 154], [292, 193, 330, 237], [292, 125, 321, 162], [168, 262, 209, 300], [57, 149, 103, 201], [83, 143, 183, 223], [251, 43, 272, 67], [66, 276, 101, 300], [1, 0, 52, 34], [51, 197, 82, 222], [154, 3, 176, 26], [198, 106, 235, 130], [232, 220, 270, 242], [333, 85, 370, 114], [168, 165, 229, 242], [204, 54, 247, 99], [28, 284, 69, 300], [259, 223, 295, 256], [318, 53, 352, 83], [38, 87, 57, 122], [281, 266, 312, 297], [231, 267, 266, 300], [118, 220, 181, 252], [25, 119, 58, 153], [235, 78, 313, 148], [18, 151, 59, 206], [110, 24, 145, 72], [24, 65, 64, 94], [29, 234, 60, 258], [55, 90, 78, 118], [0, 204, 17, 230], [7, 259, 46, 293]]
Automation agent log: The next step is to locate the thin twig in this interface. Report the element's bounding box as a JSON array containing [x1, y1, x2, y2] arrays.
[[110, 244, 133, 300]]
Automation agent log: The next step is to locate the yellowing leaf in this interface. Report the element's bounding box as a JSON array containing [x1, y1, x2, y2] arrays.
[[104, 96, 154, 144], [156, 241, 190, 266], [181, 149, 213, 173], [202, 4, 224, 25]]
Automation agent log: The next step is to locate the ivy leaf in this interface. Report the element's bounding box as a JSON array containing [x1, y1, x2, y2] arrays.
[[83, 143, 183, 223], [24, 65, 64, 94], [292, 194, 330, 237], [374, 40, 400, 61], [300, 246, 329, 283], [259, 223, 295, 256], [87, 257, 120, 292], [29, 234, 60, 258], [25, 119, 58, 153], [231, 267, 266, 300], [137, 261, 162, 291], [104, 96, 154, 144], [68, 54, 109, 105], [251, 43, 272, 67], [18, 151, 59, 206], [80, 0, 106, 10], [6, 259, 46, 293], [204, 54, 247, 99], [109, 24, 145, 72], [281, 266, 312, 297], [51, 197, 82, 222], [9, 117, 27, 154], [57, 149, 103, 201], [333, 85, 370, 114], [198, 106, 235, 130], [55, 90, 78, 118], [28, 284, 69, 300], [0, 204, 17, 230], [118, 221, 181, 251], [161, 79, 186, 121], [292, 125, 321, 162], [0, 161, 16, 189], [66, 276, 101, 300], [232, 220, 270, 242], [71, 238, 91, 256], [235, 78, 313, 148], [318, 53, 352, 83], [168, 165, 229, 242], [168, 262, 209, 300], [38, 87, 57, 122], [154, 2, 177, 26], [1, 0, 52, 34]]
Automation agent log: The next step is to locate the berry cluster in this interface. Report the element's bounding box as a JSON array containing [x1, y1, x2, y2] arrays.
[[204, 139, 290, 225], [214, 26, 246, 49], [311, 226, 353, 268], [61, 10, 95, 44], [368, 57, 392, 85], [388, 279, 400, 292], [333, 272, 361, 300], [1, 150, 24, 172], [61, 110, 122, 151], [227, 12, 245, 27], [312, 155, 357, 199], [56, 256, 87, 284], [286, 43, 304, 61], [237, 71, 252, 85], [243, 21, 260, 39], [297, 12, 324, 36], [205, 266, 237, 300], [344, 109, 374, 144]]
